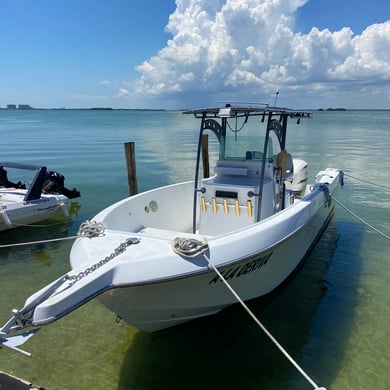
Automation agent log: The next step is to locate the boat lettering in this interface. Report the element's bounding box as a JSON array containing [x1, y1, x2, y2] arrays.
[[23, 198, 50, 206], [208, 252, 273, 284]]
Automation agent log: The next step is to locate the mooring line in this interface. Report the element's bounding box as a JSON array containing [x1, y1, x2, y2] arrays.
[[343, 173, 390, 191], [203, 252, 326, 390], [4, 220, 71, 228], [0, 220, 105, 249], [0, 235, 79, 248], [332, 196, 390, 240]]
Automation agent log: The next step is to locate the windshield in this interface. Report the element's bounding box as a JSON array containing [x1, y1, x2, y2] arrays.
[[221, 134, 265, 160], [218, 117, 282, 162], [219, 127, 278, 163]]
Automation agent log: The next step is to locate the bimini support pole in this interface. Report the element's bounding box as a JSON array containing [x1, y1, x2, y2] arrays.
[[256, 113, 273, 222], [192, 112, 207, 233]]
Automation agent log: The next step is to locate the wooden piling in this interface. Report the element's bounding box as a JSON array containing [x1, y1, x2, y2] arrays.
[[124, 142, 138, 195], [201, 134, 209, 178]]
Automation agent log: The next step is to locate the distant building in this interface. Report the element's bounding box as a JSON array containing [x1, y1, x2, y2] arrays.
[[4, 104, 34, 110]]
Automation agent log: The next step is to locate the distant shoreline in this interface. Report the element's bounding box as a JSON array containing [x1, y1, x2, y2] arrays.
[[0, 107, 168, 112], [318, 108, 346, 111], [1, 107, 389, 111]]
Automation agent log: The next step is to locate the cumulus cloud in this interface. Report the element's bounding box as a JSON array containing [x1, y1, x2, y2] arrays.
[[134, 0, 390, 108], [328, 23, 390, 80], [117, 88, 130, 97]]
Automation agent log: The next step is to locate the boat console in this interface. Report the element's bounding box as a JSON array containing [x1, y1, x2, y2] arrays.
[[198, 159, 275, 235]]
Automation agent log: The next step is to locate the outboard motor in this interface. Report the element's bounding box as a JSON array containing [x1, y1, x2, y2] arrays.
[[285, 159, 308, 195], [43, 171, 80, 199]]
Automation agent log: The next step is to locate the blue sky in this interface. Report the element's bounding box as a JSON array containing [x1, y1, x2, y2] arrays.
[[1, 0, 389, 109]]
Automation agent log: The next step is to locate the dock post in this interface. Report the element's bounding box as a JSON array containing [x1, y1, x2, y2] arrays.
[[201, 134, 209, 178], [124, 142, 138, 195]]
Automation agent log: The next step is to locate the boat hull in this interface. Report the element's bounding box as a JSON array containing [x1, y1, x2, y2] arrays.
[[96, 192, 336, 332], [0, 189, 70, 231], [28, 169, 340, 333]]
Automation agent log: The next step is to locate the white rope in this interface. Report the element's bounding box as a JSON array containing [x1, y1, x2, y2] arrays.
[[203, 252, 326, 390], [4, 221, 69, 228], [172, 237, 209, 257], [77, 220, 105, 238], [332, 196, 390, 240], [0, 235, 78, 248], [344, 173, 390, 191], [0, 220, 105, 248]]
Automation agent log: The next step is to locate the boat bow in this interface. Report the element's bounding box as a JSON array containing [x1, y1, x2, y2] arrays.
[[0, 236, 141, 355]]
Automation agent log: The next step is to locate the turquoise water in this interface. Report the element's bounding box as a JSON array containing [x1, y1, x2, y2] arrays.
[[0, 109, 389, 389]]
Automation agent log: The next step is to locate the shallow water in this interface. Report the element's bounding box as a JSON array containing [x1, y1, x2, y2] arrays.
[[0, 109, 389, 389]]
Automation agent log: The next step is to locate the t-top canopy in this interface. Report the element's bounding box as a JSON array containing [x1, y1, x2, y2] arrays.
[[183, 104, 311, 119]]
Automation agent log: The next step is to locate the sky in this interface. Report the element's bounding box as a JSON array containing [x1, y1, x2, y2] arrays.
[[1, 0, 389, 110]]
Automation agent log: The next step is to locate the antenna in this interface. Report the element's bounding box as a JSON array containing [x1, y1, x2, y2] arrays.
[[274, 89, 279, 107]]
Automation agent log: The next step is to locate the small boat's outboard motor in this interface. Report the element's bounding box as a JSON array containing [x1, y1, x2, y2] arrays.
[[43, 171, 81, 199]]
